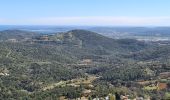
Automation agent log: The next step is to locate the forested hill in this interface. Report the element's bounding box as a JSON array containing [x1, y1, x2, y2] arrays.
[[1, 29, 170, 99], [0, 30, 38, 41], [50, 29, 148, 53], [0, 29, 149, 58]]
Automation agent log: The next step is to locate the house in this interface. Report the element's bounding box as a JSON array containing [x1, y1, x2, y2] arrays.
[[7, 39, 18, 42], [80, 59, 92, 65], [121, 95, 129, 100], [39, 35, 49, 41], [135, 97, 144, 100], [105, 96, 109, 100], [82, 89, 92, 97], [0, 72, 9, 76], [0, 68, 9, 76], [93, 97, 99, 100]]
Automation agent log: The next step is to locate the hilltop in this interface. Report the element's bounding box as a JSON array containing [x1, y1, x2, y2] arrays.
[[49, 29, 147, 54]]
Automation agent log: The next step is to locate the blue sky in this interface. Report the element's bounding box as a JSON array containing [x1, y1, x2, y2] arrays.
[[0, 0, 170, 26]]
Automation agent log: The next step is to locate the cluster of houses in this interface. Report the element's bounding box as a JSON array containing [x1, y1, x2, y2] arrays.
[[75, 94, 149, 100]]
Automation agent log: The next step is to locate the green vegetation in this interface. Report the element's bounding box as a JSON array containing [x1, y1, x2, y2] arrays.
[[0, 29, 170, 99]]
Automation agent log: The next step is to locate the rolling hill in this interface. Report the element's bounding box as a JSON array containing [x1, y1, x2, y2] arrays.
[[0, 30, 38, 41], [0, 29, 169, 99]]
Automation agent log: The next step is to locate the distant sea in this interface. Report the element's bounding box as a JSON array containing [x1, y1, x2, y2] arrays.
[[0, 25, 92, 34]]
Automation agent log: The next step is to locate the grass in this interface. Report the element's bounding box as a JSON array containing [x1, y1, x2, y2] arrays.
[[160, 79, 168, 83], [137, 80, 156, 85], [143, 86, 157, 90], [164, 92, 170, 99], [42, 75, 98, 91], [35, 61, 51, 65]]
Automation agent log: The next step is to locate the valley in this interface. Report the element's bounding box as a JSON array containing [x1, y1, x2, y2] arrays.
[[0, 29, 170, 99]]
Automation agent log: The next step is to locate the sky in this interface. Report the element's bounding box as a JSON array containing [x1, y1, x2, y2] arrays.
[[0, 0, 170, 26]]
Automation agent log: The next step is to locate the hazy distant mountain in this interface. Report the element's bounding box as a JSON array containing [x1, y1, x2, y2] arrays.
[[1, 26, 170, 39]]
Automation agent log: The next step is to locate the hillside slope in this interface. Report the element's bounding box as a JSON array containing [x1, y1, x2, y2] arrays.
[[50, 30, 148, 54], [0, 30, 38, 41]]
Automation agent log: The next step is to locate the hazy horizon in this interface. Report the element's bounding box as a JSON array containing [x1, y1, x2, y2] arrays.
[[1, 0, 170, 26]]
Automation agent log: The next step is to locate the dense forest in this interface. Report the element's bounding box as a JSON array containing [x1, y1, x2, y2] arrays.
[[1, 29, 170, 99]]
